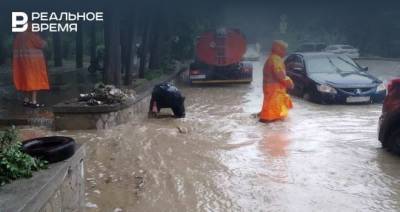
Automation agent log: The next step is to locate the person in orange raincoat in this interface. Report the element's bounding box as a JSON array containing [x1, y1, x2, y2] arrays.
[[13, 25, 49, 108], [259, 40, 294, 122]]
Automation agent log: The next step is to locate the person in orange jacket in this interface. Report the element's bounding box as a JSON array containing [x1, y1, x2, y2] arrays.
[[12, 24, 49, 108], [259, 40, 294, 122]]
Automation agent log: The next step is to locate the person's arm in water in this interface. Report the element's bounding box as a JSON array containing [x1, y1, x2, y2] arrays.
[[272, 57, 294, 89]]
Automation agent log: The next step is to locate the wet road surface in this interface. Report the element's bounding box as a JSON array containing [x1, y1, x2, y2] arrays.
[[42, 59, 400, 211]]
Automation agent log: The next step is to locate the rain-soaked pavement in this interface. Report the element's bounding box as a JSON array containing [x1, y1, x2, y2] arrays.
[[35, 59, 400, 211]]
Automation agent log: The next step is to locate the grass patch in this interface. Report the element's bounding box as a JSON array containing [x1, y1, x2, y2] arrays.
[[144, 69, 166, 81]]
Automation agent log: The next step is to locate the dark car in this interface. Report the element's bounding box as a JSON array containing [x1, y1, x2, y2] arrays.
[[284, 52, 386, 104], [378, 78, 400, 153]]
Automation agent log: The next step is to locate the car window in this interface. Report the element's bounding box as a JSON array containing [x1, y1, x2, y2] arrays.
[[307, 55, 359, 74], [337, 55, 359, 67], [285, 55, 304, 71], [284, 55, 295, 64]]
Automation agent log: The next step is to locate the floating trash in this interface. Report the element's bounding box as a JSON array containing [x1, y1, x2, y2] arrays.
[[85, 202, 98, 208]]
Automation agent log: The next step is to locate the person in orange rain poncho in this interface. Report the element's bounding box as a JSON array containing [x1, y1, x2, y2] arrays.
[[259, 40, 294, 123], [13, 25, 49, 108]]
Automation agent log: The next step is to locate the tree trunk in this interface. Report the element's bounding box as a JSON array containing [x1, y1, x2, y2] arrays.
[[149, 9, 167, 70], [0, 18, 5, 65], [53, 32, 62, 67], [0, 31, 5, 65], [104, 8, 122, 86], [75, 23, 83, 68], [89, 23, 97, 65], [123, 17, 136, 86], [149, 26, 162, 70], [139, 19, 151, 79]]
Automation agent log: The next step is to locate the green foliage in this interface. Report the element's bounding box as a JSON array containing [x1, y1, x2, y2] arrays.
[[144, 69, 165, 81], [0, 127, 47, 186]]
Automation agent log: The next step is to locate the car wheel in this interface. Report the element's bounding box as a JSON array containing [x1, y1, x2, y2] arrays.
[[303, 92, 312, 101], [303, 90, 318, 103], [21, 136, 76, 163], [388, 128, 400, 155]]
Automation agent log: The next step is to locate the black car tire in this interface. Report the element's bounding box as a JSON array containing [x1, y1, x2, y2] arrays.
[[22, 136, 76, 163], [388, 128, 400, 155], [303, 91, 312, 101], [303, 89, 321, 103]]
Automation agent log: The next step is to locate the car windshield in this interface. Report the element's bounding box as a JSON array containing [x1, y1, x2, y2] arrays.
[[307, 55, 360, 74]]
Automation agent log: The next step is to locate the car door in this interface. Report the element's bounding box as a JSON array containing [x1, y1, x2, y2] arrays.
[[285, 55, 307, 96]]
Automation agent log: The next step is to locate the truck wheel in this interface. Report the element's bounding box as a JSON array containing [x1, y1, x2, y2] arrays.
[[388, 128, 400, 155], [22, 136, 76, 163]]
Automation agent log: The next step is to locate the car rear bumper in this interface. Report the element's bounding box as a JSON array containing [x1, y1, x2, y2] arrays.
[[242, 56, 260, 61], [191, 79, 252, 84], [190, 66, 253, 84]]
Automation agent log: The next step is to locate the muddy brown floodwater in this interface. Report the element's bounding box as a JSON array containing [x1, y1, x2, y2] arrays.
[[33, 59, 400, 211]]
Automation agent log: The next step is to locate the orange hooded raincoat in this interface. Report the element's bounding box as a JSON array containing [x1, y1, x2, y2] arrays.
[[260, 40, 293, 122], [12, 30, 49, 91]]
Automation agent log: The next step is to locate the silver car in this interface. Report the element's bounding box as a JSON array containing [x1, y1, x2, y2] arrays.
[[325, 44, 360, 59]]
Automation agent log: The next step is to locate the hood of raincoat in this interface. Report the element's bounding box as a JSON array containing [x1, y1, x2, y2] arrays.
[[271, 40, 288, 58]]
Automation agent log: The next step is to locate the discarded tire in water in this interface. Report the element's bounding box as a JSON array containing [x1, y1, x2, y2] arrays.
[[22, 136, 76, 163]]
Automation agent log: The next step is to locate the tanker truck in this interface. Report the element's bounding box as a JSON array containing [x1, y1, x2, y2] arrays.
[[189, 28, 253, 84]]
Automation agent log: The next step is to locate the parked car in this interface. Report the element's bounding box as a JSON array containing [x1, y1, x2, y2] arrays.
[[379, 78, 400, 153], [284, 52, 386, 104], [243, 43, 261, 61], [325, 44, 360, 59], [296, 42, 327, 52]]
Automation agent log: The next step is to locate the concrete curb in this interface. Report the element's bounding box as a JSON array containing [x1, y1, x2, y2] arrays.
[[0, 144, 86, 212], [51, 62, 189, 130], [53, 63, 188, 114], [0, 62, 189, 128]]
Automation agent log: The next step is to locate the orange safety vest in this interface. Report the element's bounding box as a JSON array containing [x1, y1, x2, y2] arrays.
[[12, 31, 49, 91]]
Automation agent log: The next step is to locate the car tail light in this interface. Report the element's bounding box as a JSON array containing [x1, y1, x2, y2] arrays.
[[243, 66, 252, 72], [190, 70, 200, 75], [240, 64, 253, 72]]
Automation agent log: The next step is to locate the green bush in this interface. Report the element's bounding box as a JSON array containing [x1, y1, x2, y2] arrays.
[[0, 128, 47, 186], [144, 69, 165, 81]]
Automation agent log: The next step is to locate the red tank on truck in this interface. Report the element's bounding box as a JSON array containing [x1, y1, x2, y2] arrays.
[[189, 28, 253, 84]]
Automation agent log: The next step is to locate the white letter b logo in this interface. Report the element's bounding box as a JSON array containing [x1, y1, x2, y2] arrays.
[[12, 12, 28, 32]]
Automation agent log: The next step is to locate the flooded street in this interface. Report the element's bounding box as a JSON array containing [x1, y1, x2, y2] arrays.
[[2, 2, 400, 212], [57, 59, 400, 211]]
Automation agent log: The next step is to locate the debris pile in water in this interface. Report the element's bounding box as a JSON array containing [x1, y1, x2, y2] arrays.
[[78, 83, 135, 106]]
